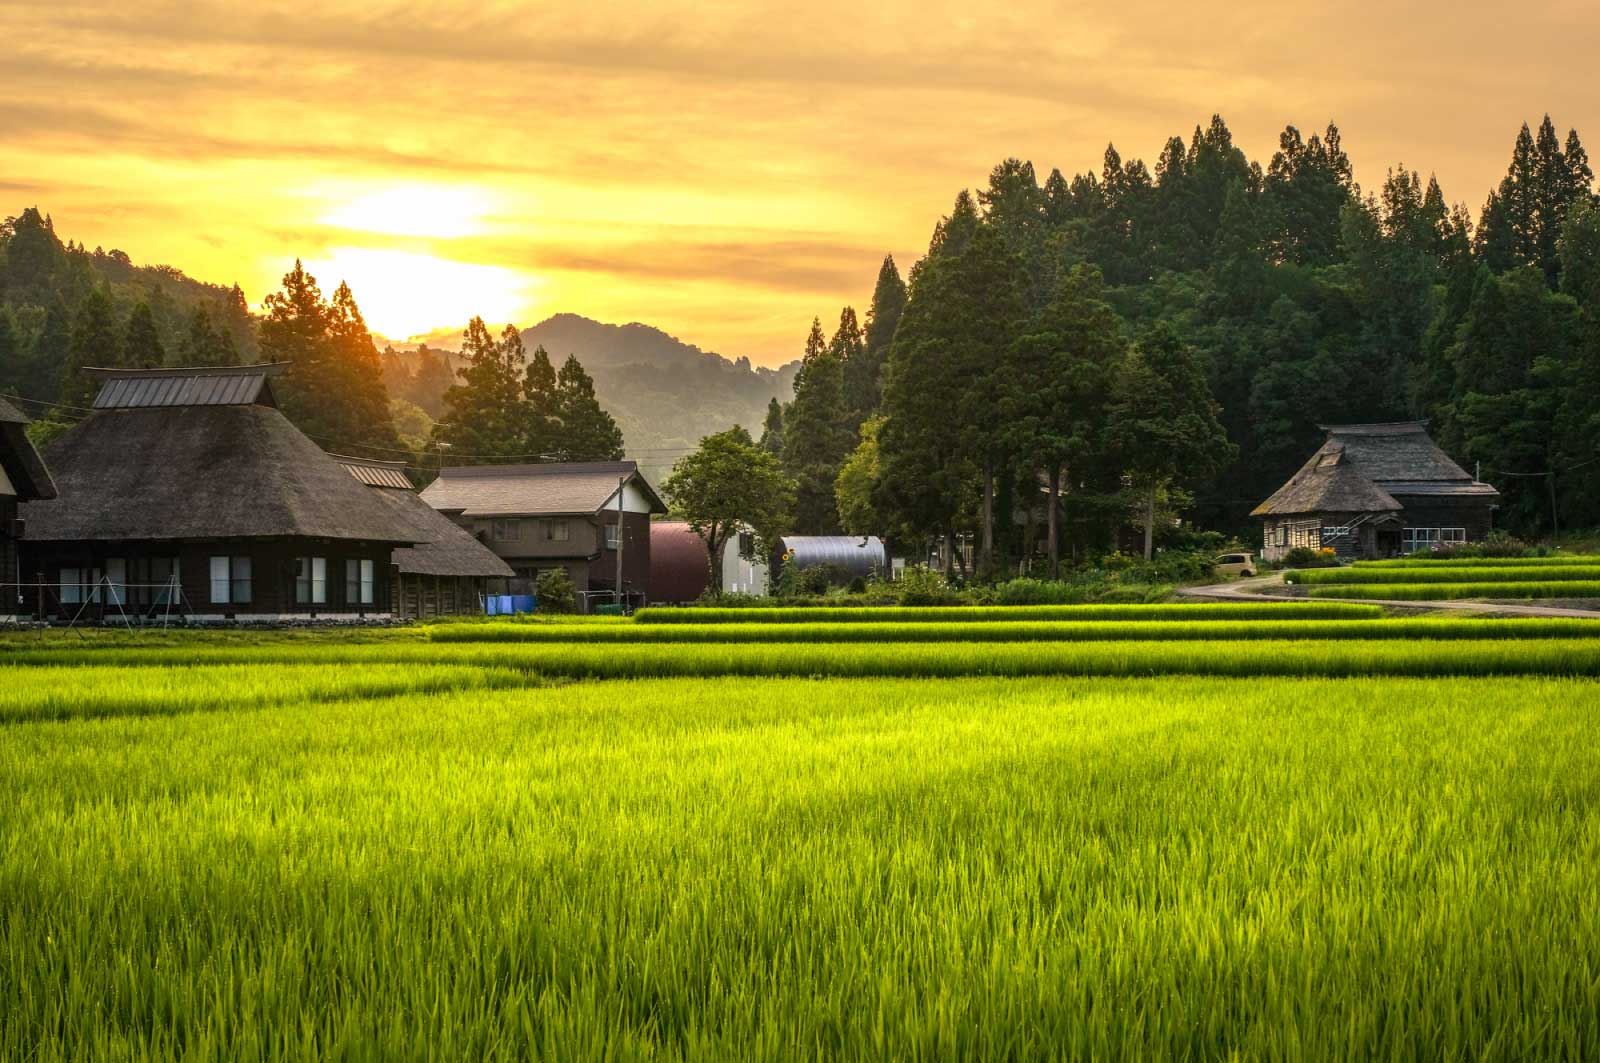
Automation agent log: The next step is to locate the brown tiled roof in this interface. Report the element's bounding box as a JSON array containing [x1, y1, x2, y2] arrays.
[[419, 461, 666, 516]]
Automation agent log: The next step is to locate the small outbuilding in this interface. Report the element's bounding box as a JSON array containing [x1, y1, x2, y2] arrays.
[[1252, 422, 1499, 561], [647, 520, 771, 603], [336, 455, 514, 619], [771, 535, 887, 586]]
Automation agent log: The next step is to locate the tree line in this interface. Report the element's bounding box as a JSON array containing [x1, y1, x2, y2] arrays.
[[0, 216, 629, 471], [750, 113, 1600, 574]]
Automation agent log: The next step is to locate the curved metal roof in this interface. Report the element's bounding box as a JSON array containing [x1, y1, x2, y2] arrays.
[[776, 536, 887, 577]]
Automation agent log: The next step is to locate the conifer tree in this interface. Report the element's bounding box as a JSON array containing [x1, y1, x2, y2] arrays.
[[783, 312, 855, 533], [433, 318, 528, 463], [758, 396, 785, 456], [121, 300, 165, 369], [179, 306, 237, 366], [553, 354, 624, 461], [521, 343, 561, 459], [1109, 323, 1235, 559], [847, 255, 907, 418], [61, 287, 120, 408]]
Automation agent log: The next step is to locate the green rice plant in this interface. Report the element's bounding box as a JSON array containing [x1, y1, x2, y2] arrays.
[[430, 617, 1600, 645], [11, 630, 1600, 677], [632, 602, 1383, 624], [4, 675, 1600, 1060], [1309, 581, 1600, 601], [0, 663, 533, 723], [1352, 555, 1600, 568], [1289, 565, 1600, 585]]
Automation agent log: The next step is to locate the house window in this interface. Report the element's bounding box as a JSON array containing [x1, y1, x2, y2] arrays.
[[493, 519, 520, 542], [62, 567, 104, 606], [346, 559, 375, 605], [210, 556, 252, 604], [1276, 524, 1289, 548], [106, 558, 127, 607], [605, 522, 621, 550], [139, 557, 180, 607], [544, 518, 570, 542], [295, 556, 327, 605]]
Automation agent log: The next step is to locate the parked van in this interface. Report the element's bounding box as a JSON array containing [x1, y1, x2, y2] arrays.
[[1213, 552, 1256, 579]]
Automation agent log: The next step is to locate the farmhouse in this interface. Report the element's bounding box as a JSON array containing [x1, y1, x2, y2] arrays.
[[1, 398, 58, 608], [1253, 422, 1500, 561], [19, 364, 414, 620], [420, 461, 666, 604], [336, 455, 514, 619]]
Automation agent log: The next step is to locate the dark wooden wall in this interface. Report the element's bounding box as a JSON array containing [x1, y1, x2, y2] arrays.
[[21, 538, 396, 619]]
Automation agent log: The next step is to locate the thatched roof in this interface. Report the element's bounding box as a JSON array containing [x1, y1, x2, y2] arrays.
[[0, 397, 57, 501], [1253, 422, 1498, 518], [420, 461, 666, 516], [336, 457, 514, 579], [22, 404, 413, 543]]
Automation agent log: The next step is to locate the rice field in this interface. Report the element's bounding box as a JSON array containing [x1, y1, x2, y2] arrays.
[[1353, 554, 1600, 568], [5, 602, 1600, 1060], [1289, 564, 1600, 584], [1307, 580, 1600, 600]]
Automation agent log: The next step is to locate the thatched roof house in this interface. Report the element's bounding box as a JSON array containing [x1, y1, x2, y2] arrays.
[[2, 397, 57, 605], [1252, 422, 1499, 560], [420, 461, 665, 602], [336, 455, 513, 618], [19, 364, 415, 620]]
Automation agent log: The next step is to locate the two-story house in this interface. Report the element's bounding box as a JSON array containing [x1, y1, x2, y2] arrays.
[[419, 461, 666, 603]]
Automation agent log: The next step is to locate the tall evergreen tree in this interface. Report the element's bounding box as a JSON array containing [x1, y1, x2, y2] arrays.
[[521, 342, 561, 458], [1110, 323, 1235, 559], [259, 263, 398, 454], [433, 317, 527, 463], [846, 256, 907, 417], [61, 287, 120, 408], [178, 306, 237, 366], [758, 396, 785, 456], [1000, 265, 1125, 575], [783, 312, 855, 533], [121, 300, 165, 369], [553, 354, 625, 461]]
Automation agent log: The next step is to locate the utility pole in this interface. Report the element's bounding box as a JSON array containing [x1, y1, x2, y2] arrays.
[[615, 474, 626, 609]]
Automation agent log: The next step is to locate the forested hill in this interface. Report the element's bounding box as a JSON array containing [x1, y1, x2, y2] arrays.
[[388, 314, 799, 483], [0, 208, 257, 403]]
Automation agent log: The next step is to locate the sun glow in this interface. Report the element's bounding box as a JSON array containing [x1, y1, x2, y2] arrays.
[[318, 184, 498, 240], [296, 248, 532, 342]]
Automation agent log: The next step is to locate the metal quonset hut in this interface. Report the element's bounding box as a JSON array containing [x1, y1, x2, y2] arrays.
[[1, 397, 58, 605], [772, 535, 887, 585], [19, 364, 415, 620], [1253, 422, 1500, 561], [336, 456, 514, 619]]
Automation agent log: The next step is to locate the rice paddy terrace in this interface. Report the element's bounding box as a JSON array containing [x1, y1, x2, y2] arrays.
[[5, 601, 1600, 1060]]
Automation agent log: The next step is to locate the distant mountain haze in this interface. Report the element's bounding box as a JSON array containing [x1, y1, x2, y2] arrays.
[[386, 314, 800, 484]]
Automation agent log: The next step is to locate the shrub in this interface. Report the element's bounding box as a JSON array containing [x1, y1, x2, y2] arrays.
[[1280, 546, 1341, 569], [896, 565, 960, 606], [993, 578, 1086, 606], [535, 569, 577, 614]]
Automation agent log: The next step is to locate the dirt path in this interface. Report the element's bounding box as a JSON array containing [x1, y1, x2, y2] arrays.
[[1176, 572, 1600, 620]]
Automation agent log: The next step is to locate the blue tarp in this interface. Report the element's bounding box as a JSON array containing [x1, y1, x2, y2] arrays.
[[485, 594, 537, 616]]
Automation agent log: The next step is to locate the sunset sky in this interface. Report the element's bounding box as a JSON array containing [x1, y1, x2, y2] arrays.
[[5, 0, 1595, 364]]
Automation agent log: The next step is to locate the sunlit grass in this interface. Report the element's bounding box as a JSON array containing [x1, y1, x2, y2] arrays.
[[4, 674, 1599, 1060]]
